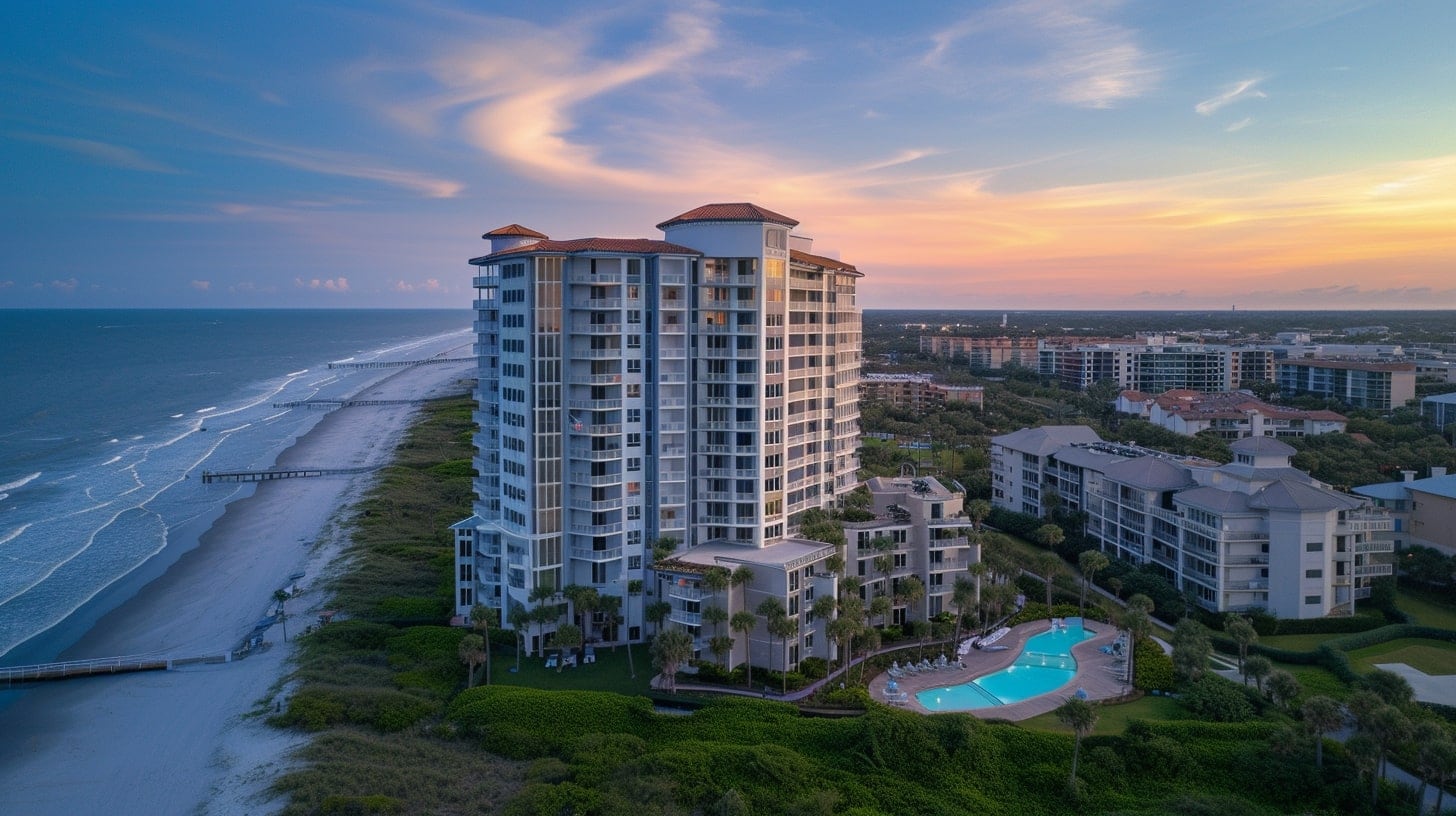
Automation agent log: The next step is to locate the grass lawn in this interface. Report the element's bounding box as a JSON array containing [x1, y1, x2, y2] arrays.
[[489, 642, 657, 697], [1347, 638, 1456, 676], [1270, 660, 1350, 701], [1397, 589, 1456, 630], [1020, 694, 1186, 736], [1260, 633, 1335, 652]]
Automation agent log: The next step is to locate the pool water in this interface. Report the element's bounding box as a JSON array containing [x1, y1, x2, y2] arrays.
[[917, 622, 1095, 712]]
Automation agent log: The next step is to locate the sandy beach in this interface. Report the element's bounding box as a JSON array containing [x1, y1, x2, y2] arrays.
[[0, 353, 474, 815]]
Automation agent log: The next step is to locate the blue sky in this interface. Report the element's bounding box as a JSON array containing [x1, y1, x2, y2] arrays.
[[3, 1, 1454, 309]]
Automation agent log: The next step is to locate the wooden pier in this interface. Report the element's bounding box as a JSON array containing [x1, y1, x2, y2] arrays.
[[2, 653, 234, 686], [271, 398, 445, 409], [200, 465, 375, 484], [326, 357, 472, 370]]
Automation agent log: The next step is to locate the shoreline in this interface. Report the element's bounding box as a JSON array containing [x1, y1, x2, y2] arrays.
[[0, 354, 474, 815]]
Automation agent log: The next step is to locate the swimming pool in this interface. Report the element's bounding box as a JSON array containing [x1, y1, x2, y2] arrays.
[[916, 622, 1094, 711]]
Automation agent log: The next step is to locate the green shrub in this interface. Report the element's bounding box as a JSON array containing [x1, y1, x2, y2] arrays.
[[1132, 636, 1175, 692], [798, 656, 829, 679], [319, 794, 403, 815], [1180, 675, 1255, 722], [1273, 613, 1385, 636], [821, 687, 870, 709]]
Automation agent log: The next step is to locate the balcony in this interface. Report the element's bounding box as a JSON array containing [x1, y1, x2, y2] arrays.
[[568, 398, 622, 411], [570, 497, 623, 512], [568, 269, 623, 284], [568, 446, 622, 462], [571, 373, 623, 386], [1225, 580, 1269, 591], [1355, 540, 1395, 554], [574, 323, 623, 335], [570, 546, 623, 562], [574, 422, 623, 436], [571, 297, 622, 309], [667, 585, 708, 601], [930, 536, 969, 549], [570, 521, 624, 535], [670, 609, 703, 626], [1354, 563, 1394, 577], [568, 471, 623, 487], [1340, 512, 1393, 534]]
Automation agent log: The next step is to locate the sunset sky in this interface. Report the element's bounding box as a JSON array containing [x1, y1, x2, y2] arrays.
[[3, 1, 1454, 310]]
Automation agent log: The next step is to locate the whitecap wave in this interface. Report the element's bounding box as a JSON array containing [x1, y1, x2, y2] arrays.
[[170, 413, 184, 419], [101, 456, 122, 466], [0, 472, 41, 493], [196, 406, 218, 414]]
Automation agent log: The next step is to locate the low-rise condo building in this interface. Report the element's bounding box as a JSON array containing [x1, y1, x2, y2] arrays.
[[1115, 389, 1348, 439]]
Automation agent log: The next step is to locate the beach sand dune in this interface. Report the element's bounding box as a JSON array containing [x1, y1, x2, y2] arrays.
[[0, 355, 473, 816]]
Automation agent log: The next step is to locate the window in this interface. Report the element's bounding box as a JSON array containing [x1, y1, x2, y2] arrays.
[[627, 457, 642, 471], [1304, 595, 1321, 605], [1305, 569, 1322, 579], [628, 555, 642, 570], [1305, 542, 1323, 552], [627, 358, 641, 373], [627, 433, 642, 447], [628, 505, 641, 520]]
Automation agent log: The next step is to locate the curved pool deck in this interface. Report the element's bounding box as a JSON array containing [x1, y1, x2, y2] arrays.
[[869, 620, 1128, 721]]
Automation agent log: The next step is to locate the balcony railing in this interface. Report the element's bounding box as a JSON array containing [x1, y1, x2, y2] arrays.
[[570, 546, 623, 562], [1355, 540, 1394, 553], [667, 585, 707, 601], [1354, 563, 1393, 577], [669, 609, 702, 626]]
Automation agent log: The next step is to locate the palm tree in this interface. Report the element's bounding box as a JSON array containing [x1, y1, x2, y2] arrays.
[[1035, 523, 1064, 553], [272, 589, 290, 642], [767, 613, 799, 695], [1123, 594, 1154, 643], [1037, 552, 1063, 611], [1301, 695, 1344, 769], [469, 603, 494, 685], [1055, 697, 1099, 784], [1410, 721, 1450, 809], [1223, 614, 1258, 678], [756, 598, 787, 689], [1422, 734, 1456, 816], [1077, 549, 1109, 618], [1266, 669, 1301, 710], [730, 611, 757, 687], [651, 628, 694, 693], [645, 600, 672, 637], [527, 583, 558, 656], [826, 613, 859, 679], [731, 565, 754, 611], [1346, 732, 1382, 808], [529, 604, 558, 658], [561, 584, 599, 641], [869, 594, 891, 630], [835, 596, 866, 672], [507, 604, 531, 672], [1360, 668, 1415, 709], [708, 635, 734, 669], [1364, 704, 1412, 789], [1171, 617, 1211, 681], [966, 499, 991, 529], [897, 575, 925, 624], [1243, 655, 1273, 694], [949, 576, 976, 647], [458, 633, 486, 688], [702, 605, 729, 666], [553, 622, 583, 672], [596, 594, 621, 649]]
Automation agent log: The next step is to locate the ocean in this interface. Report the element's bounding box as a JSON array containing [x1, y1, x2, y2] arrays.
[[0, 309, 473, 664]]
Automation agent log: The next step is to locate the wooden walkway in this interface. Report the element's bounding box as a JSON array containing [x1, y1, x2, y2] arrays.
[[271, 398, 444, 409], [326, 357, 472, 370], [0, 653, 230, 686], [201, 465, 376, 484]]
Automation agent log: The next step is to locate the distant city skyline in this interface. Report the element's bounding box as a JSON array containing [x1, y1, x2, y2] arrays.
[[3, 1, 1454, 310]]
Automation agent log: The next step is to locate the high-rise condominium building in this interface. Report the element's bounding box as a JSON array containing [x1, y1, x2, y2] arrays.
[[450, 204, 862, 660]]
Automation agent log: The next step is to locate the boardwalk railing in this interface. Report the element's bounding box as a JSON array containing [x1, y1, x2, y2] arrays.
[[201, 465, 377, 484], [271, 397, 449, 409], [2, 655, 171, 685], [326, 357, 472, 370]]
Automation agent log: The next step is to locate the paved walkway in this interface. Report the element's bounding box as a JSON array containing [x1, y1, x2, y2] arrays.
[[867, 620, 1130, 720]]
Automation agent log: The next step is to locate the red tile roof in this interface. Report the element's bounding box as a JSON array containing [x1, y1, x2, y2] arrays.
[[790, 248, 861, 276], [475, 237, 703, 262], [656, 203, 799, 230], [483, 224, 548, 240]]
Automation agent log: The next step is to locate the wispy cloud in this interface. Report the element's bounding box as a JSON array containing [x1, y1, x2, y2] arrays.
[[392, 278, 445, 293], [51, 278, 79, 293], [923, 0, 1159, 109], [190, 280, 210, 291], [13, 132, 179, 173], [1196, 78, 1266, 115], [1225, 117, 1254, 133]]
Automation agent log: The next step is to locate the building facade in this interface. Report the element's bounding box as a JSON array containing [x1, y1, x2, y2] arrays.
[[452, 204, 863, 669], [1115, 389, 1348, 439], [917, 335, 1039, 369], [1352, 468, 1456, 557], [860, 373, 984, 411], [991, 429, 1393, 619], [1273, 359, 1416, 411]]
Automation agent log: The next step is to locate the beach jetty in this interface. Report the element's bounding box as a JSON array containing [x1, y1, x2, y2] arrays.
[[200, 466, 375, 484]]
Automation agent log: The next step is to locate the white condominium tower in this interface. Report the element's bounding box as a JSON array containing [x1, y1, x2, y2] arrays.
[[451, 204, 862, 655]]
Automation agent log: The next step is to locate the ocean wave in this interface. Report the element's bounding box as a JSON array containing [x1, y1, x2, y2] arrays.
[[0, 472, 41, 493], [196, 406, 218, 414], [0, 524, 32, 547], [286, 369, 309, 377], [170, 413, 184, 419], [101, 456, 122, 466]]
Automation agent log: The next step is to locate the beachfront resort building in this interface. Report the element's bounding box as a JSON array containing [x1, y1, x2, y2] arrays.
[[860, 373, 984, 411], [1273, 359, 1416, 411], [452, 204, 862, 670], [991, 427, 1393, 618], [1352, 468, 1456, 557], [1114, 389, 1348, 440]]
